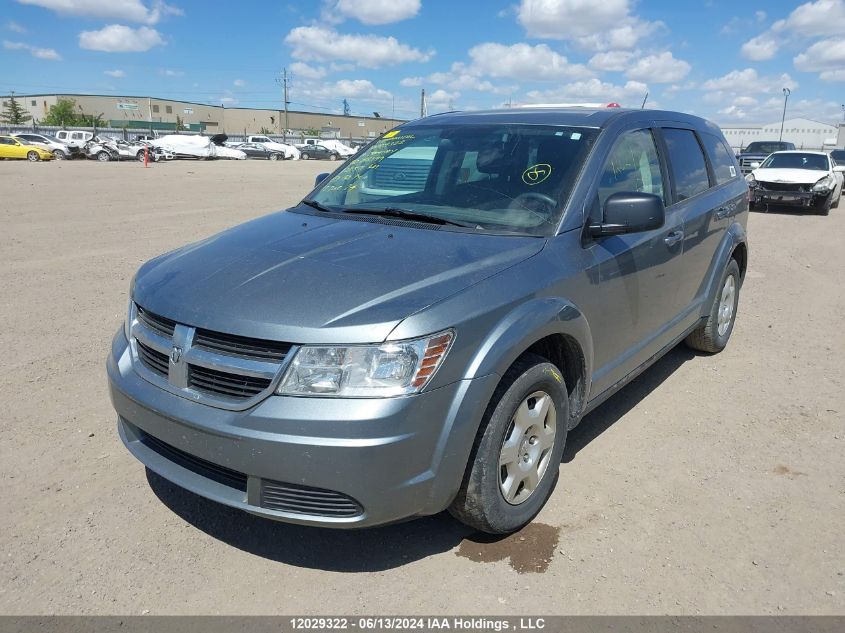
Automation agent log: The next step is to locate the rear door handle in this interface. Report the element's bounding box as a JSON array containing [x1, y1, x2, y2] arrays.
[[715, 207, 729, 219], [664, 230, 684, 246]]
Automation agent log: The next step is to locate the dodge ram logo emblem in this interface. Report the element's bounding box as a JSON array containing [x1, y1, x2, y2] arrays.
[[170, 346, 183, 364]]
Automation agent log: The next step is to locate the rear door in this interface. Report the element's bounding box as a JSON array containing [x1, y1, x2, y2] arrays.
[[658, 126, 739, 316]]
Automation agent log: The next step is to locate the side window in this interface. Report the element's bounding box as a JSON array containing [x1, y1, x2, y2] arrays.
[[597, 129, 665, 208], [701, 133, 738, 184], [662, 128, 710, 201]]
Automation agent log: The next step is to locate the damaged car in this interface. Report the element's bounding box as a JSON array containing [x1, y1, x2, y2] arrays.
[[747, 150, 844, 215]]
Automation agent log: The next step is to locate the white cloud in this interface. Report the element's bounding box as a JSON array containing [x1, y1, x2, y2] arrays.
[[820, 69, 845, 81], [773, 0, 845, 38], [755, 10, 767, 21], [233, 78, 246, 87], [516, 0, 661, 51], [794, 37, 845, 74], [290, 61, 327, 79], [285, 25, 433, 68], [301, 78, 393, 103], [718, 96, 842, 123], [330, 0, 420, 25], [701, 68, 797, 94], [160, 68, 182, 76], [427, 63, 510, 94], [525, 78, 648, 106], [7, 20, 27, 33], [466, 42, 592, 81], [220, 96, 238, 106], [626, 51, 691, 83], [3, 39, 61, 60], [104, 69, 126, 77], [17, 0, 182, 25], [79, 24, 164, 52], [740, 33, 779, 60], [588, 50, 635, 72], [400, 76, 423, 87]]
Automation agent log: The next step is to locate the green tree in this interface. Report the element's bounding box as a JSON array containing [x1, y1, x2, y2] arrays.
[[304, 127, 320, 136], [41, 98, 83, 127], [0, 94, 33, 124]]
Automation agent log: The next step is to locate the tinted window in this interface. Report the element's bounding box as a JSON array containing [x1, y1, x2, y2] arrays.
[[761, 153, 829, 171], [745, 142, 791, 154], [701, 133, 738, 184], [830, 150, 845, 165], [663, 128, 710, 201], [597, 129, 665, 207]]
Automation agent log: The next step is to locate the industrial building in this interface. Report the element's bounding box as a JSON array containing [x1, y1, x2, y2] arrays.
[[1, 93, 405, 140], [721, 117, 839, 151]]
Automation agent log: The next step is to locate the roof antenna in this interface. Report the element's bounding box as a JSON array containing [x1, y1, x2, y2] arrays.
[[641, 92, 649, 109]]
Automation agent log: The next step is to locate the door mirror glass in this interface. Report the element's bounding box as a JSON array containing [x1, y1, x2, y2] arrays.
[[589, 192, 665, 237], [315, 172, 330, 186]]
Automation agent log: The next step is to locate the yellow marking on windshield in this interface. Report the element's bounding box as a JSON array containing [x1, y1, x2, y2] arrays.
[[522, 163, 552, 186]]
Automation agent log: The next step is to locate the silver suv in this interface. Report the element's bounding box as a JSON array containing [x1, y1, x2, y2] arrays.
[[108, 107, 749, 533]]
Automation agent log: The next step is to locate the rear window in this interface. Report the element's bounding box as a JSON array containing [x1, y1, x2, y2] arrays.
[[662, 128, 710, 201], [701, 133, 738, 184]]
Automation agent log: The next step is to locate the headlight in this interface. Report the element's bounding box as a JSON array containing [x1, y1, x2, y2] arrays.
[[277, 330, 454, 397], [124, 299, 136, 340], [745, 174, 757, 188], [812, 175, 834, 192]]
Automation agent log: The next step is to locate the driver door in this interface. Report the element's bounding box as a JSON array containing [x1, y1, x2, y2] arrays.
[[581, 128, 686, 396]]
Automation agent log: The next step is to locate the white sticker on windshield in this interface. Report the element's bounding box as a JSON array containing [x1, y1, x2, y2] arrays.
[[729, 165, 736, 177], [571, 132, 582, 140]]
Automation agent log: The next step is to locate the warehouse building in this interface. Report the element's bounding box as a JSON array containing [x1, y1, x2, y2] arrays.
[[2, 93, 405, 140], [721, 117, 838, 151]]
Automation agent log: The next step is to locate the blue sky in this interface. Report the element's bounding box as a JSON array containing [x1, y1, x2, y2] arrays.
[[2, 0, 844, 124]]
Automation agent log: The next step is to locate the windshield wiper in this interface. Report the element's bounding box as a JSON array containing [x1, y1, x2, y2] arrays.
[[301, 198, 336, 213], [342, 207, 474, 228]]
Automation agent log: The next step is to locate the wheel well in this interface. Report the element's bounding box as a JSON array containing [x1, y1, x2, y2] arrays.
[[731, 242, 748, 280], [523, 334, 587, 427]]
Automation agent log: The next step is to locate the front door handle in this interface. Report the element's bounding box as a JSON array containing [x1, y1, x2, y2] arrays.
[[664, 230, 684, 246], [715, 207, 729, 219]]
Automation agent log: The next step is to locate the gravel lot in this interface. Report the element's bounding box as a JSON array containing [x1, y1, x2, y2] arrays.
[[0, 159, 842, 615]]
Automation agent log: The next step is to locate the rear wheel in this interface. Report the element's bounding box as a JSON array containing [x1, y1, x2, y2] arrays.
[[52, 149, 66, 160], [301, 152, 310, 160], [27, 150, 40, 162], [269, 153, 281, 161], [685, 258, 741, 353], [449, 353, 568, 534], [97, 151, 111, 162], [329, 153, 338, 161]]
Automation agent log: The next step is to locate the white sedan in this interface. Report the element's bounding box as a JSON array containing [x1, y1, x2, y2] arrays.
[[746, 150, 845, 215]]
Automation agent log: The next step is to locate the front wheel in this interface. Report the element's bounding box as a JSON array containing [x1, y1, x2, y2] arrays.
[[329, 153, 338, 161], [53, 149, 66, 160], [269, 153, 281, 161], [449, 354, 568, 534], [97, 151, 111, 162], [27, 151, 40, 162], [815, 194, 832, 216], [685, 258, 741, 353], [301, 153, 309, 160]]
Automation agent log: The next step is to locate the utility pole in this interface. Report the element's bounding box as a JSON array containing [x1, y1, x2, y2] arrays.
[[342, 98, 350, 116], [276, 68, 290, 141], [779, 87, 791, 141], [420, 88, 426, 118]]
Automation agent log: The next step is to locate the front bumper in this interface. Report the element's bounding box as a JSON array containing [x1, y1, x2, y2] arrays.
[[750, 188, 827, 208], [107, 330, 498, 528]]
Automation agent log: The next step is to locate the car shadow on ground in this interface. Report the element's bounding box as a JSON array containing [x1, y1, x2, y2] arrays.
[[148, 344, 697, 571]]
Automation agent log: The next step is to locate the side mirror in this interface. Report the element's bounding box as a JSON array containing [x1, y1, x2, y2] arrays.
[[589, 192, 665, 238], [314, 172, 330, 186], [833, 165, 845, 173], [749, 162, 760, 169]]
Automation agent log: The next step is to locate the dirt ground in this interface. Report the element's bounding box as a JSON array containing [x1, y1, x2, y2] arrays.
[[0, 159, 842, 615]]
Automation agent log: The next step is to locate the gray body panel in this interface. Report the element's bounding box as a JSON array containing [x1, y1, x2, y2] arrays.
[[109, 107, 749, 527]]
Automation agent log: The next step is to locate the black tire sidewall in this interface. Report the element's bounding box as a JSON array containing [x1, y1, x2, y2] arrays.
[[709, 259, 741, 349], [462, 358, 569, 533]]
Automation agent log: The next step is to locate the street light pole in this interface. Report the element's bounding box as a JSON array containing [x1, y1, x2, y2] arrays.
[[779, 87, 791, 141]]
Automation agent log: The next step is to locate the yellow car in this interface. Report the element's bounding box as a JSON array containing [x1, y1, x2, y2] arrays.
[[0, 135, 54, 161]]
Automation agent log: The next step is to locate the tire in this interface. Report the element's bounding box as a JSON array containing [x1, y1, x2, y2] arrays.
[[136, 150, 146, 162], [27, 151, 40, 162], [831, 188, 840, 209], [815, 194, 831, 216], [301, 153, 309, 160], [685, 258, 741, 353], [52, 149, 66, 160], [97, 151, 111, 162], [449, 353, 569, 534], [330, 153, 338, 161], [269, 153, 280, 161]]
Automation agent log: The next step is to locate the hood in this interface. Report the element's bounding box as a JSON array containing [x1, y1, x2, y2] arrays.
[[752, 168, 828, 185], [133, 210, 544, 344]]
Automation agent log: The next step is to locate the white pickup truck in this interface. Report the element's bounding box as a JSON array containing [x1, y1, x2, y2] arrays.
[[245, 135, 300, 160]]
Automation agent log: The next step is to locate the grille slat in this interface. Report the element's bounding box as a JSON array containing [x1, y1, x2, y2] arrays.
[[758, 181, 810, 192], [137, 340, 169, 377], [193, 329, 291, 362], [189, 365, 271, 399], [137, 306, 176, 338], [261, 480, 363, 517], [139, 430, 248, 492]]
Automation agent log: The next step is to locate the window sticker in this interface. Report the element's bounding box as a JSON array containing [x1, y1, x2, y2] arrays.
[[729, 165, 736, 177], [571, 132, 582, 140], [522, 163, 552, 186]]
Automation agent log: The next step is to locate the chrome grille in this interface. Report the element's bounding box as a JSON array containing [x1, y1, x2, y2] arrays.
[[260, 479, 363, 517], [129, 303, 296, 410]]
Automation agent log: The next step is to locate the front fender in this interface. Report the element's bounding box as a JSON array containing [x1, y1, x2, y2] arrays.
[[463, 297, 594, 415]]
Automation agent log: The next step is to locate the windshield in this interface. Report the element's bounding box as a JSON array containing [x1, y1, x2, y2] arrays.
[[307, 124, 599, 235], [745, 142, 791, 154], [761, 153, 828, 171]]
